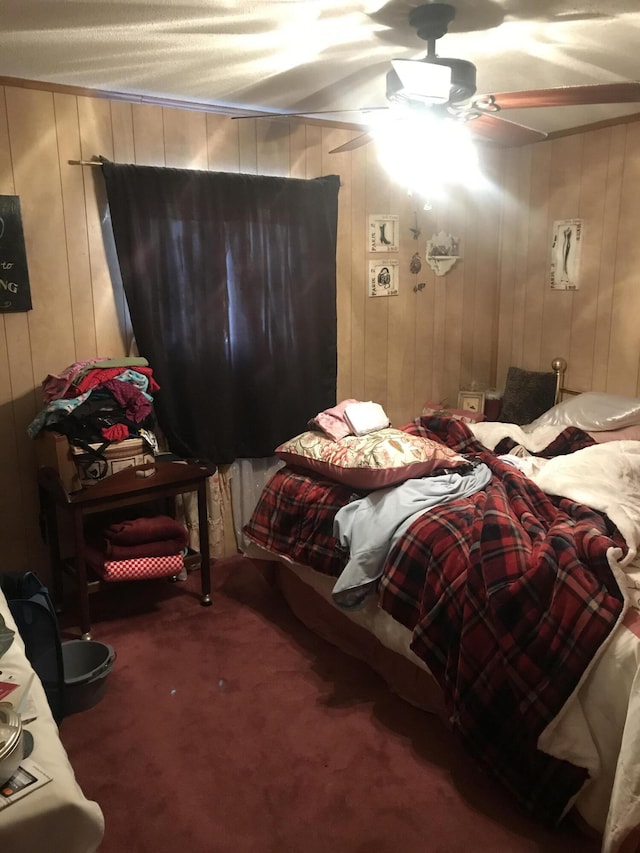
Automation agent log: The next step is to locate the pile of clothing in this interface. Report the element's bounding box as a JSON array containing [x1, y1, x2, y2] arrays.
[[28, 356, 159, 455], [308, 399, 390, 440], [85, 515, 189, 582]]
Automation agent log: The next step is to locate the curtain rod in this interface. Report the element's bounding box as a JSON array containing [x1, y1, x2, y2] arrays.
[[67, 160, 342, 188]]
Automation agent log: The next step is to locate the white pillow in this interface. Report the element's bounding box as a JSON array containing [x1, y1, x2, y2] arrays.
[[528, 391, 640, 432], [344, 401, 390, 436]]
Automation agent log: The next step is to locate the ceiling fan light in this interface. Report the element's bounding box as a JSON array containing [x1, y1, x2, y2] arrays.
[[390, 59, 452, 105], [373, 114, 482, 199]]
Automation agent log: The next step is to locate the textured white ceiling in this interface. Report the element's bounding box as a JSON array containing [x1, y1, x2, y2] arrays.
[[2, 1, 640, 137]]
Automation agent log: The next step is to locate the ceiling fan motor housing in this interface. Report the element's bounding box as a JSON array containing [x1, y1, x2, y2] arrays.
[[433, 58, 476, 102], [386, 58, 476, 106], [409, 3, 456, 41], [387, 4, 476, 106]]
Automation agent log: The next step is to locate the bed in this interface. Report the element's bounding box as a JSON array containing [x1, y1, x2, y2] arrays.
[[242, 365, 640, 853]]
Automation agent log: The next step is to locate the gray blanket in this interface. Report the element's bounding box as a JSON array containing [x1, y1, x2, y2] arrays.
[[332, 462, 492, 609]]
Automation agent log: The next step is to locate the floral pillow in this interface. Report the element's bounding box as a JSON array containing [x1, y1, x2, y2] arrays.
[[275, 428, 469, 490]]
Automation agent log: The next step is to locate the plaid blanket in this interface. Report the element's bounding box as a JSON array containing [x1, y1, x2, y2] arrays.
[[244, 416, 627, 824], [244, 466, 351, 578], [386, 416, 626, 823]]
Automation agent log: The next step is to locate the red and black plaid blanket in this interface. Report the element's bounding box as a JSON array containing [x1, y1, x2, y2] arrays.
[[244, 465, 351, 578], [244, 416, 626, 824]]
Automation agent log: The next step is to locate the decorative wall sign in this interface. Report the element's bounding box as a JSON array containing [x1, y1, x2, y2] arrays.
[[550, 218, 582, 290], [368, 259, 399, 297], [426, 231, 461, 276], [368, 214, 399, 253], [0, 196, 32, 312]]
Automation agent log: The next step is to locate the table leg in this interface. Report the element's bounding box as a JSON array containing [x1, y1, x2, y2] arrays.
[[197, 481, 212, 606], [40, 488, 64, 613], [71, 507, 92, 639]]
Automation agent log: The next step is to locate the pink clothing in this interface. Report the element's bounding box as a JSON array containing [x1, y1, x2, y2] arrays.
[[308, 399, 359, 441], [41, 358, 110, 403]]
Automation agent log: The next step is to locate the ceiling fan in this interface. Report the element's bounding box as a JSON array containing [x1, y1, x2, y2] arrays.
[[234, 2, 640, 154]]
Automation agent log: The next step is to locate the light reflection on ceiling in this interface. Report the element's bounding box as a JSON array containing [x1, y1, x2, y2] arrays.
[[0, 1, 639, 136]]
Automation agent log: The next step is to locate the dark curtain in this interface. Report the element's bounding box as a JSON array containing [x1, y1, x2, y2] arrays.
[[100, 160, 340, 465]]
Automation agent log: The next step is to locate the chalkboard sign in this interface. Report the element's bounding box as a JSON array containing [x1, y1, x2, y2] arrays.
[[0, 196, 32, 313]]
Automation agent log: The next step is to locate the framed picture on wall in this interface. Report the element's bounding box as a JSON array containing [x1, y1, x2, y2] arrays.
[[457, 391, 485, 415], [368, 214, 399, 253], [550, 218, 582, 290], [368, 259, 399, 297]]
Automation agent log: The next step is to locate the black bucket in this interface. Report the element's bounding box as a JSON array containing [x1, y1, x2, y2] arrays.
[[61, 640, 115, 715]]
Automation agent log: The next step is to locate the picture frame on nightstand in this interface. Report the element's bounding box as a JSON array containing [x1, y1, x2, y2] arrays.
[[457, 391, 485, 416]]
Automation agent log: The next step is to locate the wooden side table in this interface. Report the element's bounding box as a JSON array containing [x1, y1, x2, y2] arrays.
[[38, 460, 215, 639]]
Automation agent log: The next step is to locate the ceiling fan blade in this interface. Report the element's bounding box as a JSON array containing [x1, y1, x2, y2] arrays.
[[491, 82, 640, 111], [232, 107, 388, 120], [467, 114, 548, 147], [329, 132, 375, 154]]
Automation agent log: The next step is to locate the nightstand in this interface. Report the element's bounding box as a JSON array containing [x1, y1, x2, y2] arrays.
[[38, 460, 215, 639]]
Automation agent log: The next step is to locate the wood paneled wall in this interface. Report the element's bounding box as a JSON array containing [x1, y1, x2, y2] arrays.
[[3, 78, 639, 573], [496, 123, 640, 397]]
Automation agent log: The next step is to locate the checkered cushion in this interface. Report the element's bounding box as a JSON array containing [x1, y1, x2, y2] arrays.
[[96, 554, 184, 582]]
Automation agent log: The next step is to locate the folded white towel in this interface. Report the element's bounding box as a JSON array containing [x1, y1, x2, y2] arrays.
[[343, 401, 390, 436]]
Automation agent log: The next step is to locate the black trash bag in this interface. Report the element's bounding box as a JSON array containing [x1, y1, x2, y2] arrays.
[[0, 571, 65, 724]]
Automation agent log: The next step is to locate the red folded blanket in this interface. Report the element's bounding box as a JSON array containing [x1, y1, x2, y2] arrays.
[[98, 538, 187, 560], [102, 515, 189, 547]]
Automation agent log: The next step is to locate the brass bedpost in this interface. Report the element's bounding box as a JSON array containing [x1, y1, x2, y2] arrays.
[[551, 357, 567, 405]]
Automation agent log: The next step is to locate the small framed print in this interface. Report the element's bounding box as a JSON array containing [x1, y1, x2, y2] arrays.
[[368, 214, 399, 253], [550, 218, 582, 290], [368, 259, 399, 297], [457, 391, 485, 415]]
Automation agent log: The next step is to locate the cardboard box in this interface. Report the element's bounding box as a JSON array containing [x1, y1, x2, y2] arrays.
[[33, 431, 81, 493], [70, 438, 153, 487], [34, 432, 154, 492]]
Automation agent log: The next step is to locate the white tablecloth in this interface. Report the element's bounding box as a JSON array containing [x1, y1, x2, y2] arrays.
[[0, 588, 104, 853]]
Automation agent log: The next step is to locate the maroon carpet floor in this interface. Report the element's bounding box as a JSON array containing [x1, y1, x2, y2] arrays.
[[59, 556, 601, 853]]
